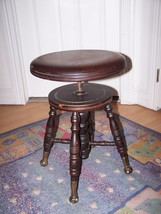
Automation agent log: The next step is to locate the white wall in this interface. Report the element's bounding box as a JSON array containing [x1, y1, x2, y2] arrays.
[[0, 0, 161, 110], [0, 1, 28, 104], [120, 0, 161, 110], [15, 0, 121, 97]]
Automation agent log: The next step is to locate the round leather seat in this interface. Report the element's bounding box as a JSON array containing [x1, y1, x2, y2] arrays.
[[30, 50, 126, 82]]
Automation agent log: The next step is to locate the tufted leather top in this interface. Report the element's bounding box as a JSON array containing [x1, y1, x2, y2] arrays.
[[30, 50, 127, 82]]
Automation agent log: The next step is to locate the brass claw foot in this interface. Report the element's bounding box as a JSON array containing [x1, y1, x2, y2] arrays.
[[124, 166, 133, 174], [122, 156, 133, 174], [40, 151, 49, 167], [69, 195, 79, 204], [69, 180, 79, 204], [40, 159, 48, 167]]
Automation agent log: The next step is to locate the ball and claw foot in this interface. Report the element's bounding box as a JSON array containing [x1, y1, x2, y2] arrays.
[[40, 159, 48, 167], [69, 195, 79, 204], [124, 166, 133, 174], [121, 156, 133, 174], [40, 151, 49, 167]]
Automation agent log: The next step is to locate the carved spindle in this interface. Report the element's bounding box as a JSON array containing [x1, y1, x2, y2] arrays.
[[40, 106, 56, 167], [80, 112, 91, 159], [88, 111, 95, 142], [105, 104, 132, 174], [69, 112, 81, 203]]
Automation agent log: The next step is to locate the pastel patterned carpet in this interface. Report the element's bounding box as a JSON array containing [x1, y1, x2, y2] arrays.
[[0, 111, 161, 214]]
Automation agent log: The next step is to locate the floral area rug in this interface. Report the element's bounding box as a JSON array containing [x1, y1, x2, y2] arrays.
[[0, 110, 161, 214]]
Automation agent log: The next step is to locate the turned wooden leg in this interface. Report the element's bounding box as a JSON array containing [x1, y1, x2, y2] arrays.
[[69, 112, 81, 203], [88, 111, 95, 144], [40, 106, 56, 167], [105, 104, 132, 174], [80, 112, 91, 159]]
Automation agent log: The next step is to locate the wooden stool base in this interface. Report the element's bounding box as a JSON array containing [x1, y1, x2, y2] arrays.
[[40, 83, 132, 203]]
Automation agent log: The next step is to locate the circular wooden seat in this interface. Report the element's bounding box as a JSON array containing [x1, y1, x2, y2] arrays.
[[30, 50, 126, 82], [49, 83, 112, 112]]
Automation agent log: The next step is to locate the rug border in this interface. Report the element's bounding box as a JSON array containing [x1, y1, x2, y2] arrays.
[[0, 118, 47, 137], [119, 114, 161, 136]]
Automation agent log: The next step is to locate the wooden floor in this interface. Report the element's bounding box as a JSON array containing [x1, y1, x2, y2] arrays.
[[0, 102, 161, 134]]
